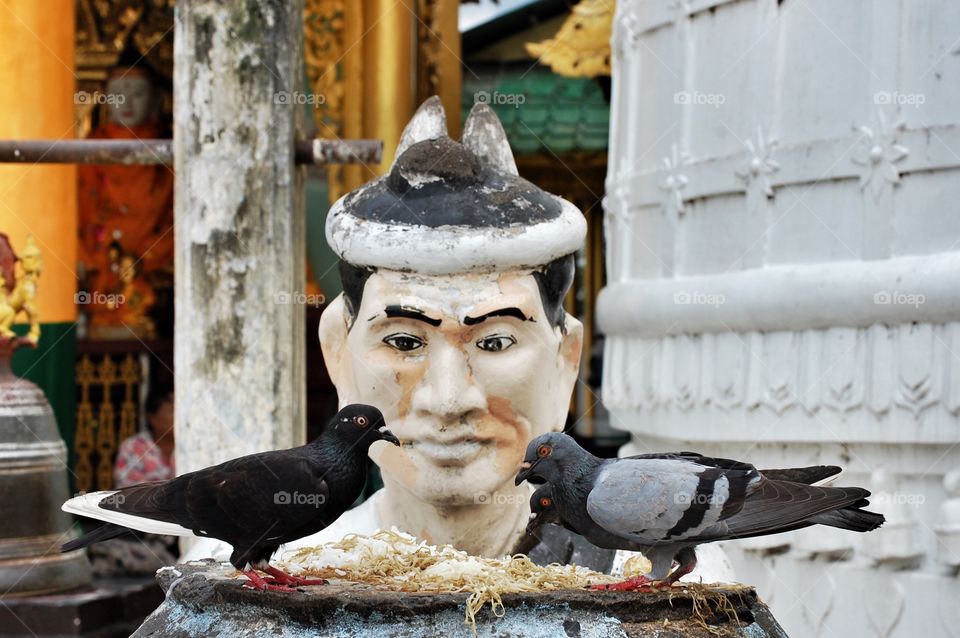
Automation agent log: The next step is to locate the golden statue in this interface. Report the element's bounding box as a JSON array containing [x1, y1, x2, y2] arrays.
[[87, 250, 156, 340], [0, 234, 42, 344]]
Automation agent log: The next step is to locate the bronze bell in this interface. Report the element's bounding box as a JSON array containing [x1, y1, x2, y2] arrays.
[[0, 338, 91, 595]]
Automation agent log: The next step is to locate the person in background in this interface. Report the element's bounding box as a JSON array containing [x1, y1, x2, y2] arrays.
[[87, 384, 177, 577], [115, 385, 174, 487]]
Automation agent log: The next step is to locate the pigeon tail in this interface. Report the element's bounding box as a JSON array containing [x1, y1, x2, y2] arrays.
[[809, 506, 885, 532], [61, 522, 128, 552]]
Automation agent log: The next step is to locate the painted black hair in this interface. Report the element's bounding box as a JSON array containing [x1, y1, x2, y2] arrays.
[[338, 253, 575, 333]]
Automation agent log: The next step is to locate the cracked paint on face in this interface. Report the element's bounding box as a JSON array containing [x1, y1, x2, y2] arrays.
[[328, 268, 582, 507]]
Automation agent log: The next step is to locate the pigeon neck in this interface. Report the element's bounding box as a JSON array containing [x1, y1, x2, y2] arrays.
[[312, 427, 372, 463], [555, 452, 602, 513]]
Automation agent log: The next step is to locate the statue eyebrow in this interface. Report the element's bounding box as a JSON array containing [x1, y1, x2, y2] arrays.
[[383, 305, 442, 327], [463, 307, 531, 325]]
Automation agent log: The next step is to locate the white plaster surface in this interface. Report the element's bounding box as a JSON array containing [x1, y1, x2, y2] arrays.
[[603, 1, 960, 635]]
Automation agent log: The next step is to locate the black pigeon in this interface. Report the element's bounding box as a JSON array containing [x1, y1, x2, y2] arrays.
[[516, 433, 883, 590], [62, 404, 399, 592]]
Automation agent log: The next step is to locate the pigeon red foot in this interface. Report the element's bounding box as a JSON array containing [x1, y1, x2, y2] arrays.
[[590, 555, 697, 592], [242, 566, 328, 592], [590, 575, 655, 592]]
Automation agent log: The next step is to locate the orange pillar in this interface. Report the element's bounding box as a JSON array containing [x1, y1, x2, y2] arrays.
[[0, 0, 77, 324]]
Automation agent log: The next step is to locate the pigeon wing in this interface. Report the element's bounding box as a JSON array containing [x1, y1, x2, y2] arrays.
[[710, 478, 871, 540], [586, 458, 761, 543]]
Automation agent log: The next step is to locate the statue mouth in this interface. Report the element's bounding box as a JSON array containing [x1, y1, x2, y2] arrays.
[[405, 438, 487, 466]]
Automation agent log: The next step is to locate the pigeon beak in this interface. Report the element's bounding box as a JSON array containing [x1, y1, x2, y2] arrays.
[[378, 426, 401, 447], [515, 460, 536, 486], [525, 512, 539, 535]]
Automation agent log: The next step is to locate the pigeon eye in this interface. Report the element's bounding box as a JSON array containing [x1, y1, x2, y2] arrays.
[[537, 444, 551, 458], [539, 497, 551, 508], [353, 415, 369, 427], [383, 333, 425, 352], [476, 334, 516, 353]]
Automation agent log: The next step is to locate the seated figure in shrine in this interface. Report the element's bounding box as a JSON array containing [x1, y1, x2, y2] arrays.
[[185, 98, 732, 580], [77, 52, 172, 337]]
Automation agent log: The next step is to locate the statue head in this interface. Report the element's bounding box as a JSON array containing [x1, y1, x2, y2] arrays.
[[118, 253, 138, 284], [105, 65, 156, 128], [320, 97, 586, 507], [19, 236, 41, 277]]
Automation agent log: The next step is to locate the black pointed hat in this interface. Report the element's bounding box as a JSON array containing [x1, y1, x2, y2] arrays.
[[326, 97, 586, 275]]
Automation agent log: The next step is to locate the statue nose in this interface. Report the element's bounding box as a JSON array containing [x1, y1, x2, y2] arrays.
[[411, 343, 486, 420]]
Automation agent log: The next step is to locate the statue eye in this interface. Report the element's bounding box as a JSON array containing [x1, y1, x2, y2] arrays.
[[539, 497, 552, 508], [537, 444, 551, 458], [383, 333, 425, 352], [475, 334, 516, 353], [353, 415, 369, 427]]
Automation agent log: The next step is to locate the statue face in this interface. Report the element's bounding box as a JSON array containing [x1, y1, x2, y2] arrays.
[[321, 269, 582, 506], [20, 253, 40, 275], [105, 73, 154, 127]]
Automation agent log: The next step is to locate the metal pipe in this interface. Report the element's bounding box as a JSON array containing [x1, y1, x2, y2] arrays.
[[0, 138, 382, 166]]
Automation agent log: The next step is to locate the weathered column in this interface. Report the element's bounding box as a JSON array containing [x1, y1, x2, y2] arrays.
[[174, 1, 306, 477]]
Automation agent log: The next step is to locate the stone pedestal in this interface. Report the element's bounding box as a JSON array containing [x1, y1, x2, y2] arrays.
[[131, 563, 785, 637]]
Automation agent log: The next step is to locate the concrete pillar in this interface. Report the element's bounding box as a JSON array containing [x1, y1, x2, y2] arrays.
[[174, 0, 306, 477]]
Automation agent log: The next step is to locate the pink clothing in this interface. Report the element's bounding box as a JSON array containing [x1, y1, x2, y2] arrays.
[[114, 431, 175, 488]]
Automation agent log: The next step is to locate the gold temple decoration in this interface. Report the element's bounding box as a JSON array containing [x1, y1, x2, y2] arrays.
[[75, 356, 97, 492], [95, 356, 118, 490], [74, 351, 142, 492], [76, 0, 175, 80], [526, 0, 614, 78], [304, 0, 443, 203], [304, 0, 352, 203], [74, 0, 175, 137], [0, 235, 43, 344], [416, 0, 462, 139]]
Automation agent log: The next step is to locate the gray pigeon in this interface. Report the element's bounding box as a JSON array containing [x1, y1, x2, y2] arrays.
[[516, 432, 883, 589]]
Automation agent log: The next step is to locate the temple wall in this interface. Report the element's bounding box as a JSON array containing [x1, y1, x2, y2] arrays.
[[600, 0, 960, 635]]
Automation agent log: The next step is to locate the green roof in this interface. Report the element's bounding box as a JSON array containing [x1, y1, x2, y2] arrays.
[[462, 67, 609, 156]]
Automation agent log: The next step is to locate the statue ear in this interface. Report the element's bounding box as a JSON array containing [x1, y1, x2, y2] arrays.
[[393, 96, 448, 165], [462, 102, 519, 176], [558, 314, 584, 412], [318, 294, 349, 393]]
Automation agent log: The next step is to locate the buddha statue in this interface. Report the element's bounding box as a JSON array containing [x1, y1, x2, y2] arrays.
[[77, 56, 173, 317]]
